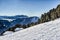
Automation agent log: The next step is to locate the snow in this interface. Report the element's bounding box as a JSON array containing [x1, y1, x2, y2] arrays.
[[15, 28, 23, 32], [3, 31, 14, 35], [2, 19, 14, 22], [0, 18, 60, 40]]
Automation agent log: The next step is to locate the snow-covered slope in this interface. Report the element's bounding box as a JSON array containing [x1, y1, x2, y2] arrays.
[[0, 18, 60, 40]]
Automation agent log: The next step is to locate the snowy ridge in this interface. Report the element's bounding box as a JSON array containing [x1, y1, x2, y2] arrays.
[[0, 18, 60, 40]]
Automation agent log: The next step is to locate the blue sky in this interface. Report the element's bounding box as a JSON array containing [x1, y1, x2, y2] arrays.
[[0, 0, 60, 17]]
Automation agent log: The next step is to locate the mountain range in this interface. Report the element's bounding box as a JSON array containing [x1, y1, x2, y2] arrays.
[[0, 15, 39, 35]]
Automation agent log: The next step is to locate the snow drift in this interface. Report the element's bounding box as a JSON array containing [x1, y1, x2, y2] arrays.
[[0, 18, 60, 40]]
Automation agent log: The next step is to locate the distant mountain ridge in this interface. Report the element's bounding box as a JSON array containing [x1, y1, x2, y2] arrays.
[[0, 15, 28, 19], [10, 16, 39, 26], [0, 15, 39, 35]]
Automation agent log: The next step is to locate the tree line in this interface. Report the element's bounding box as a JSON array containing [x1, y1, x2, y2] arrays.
[[39, 4, 60, 23]]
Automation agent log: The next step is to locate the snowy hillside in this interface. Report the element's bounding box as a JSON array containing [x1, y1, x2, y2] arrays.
[[0, 18, 60, 40]]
